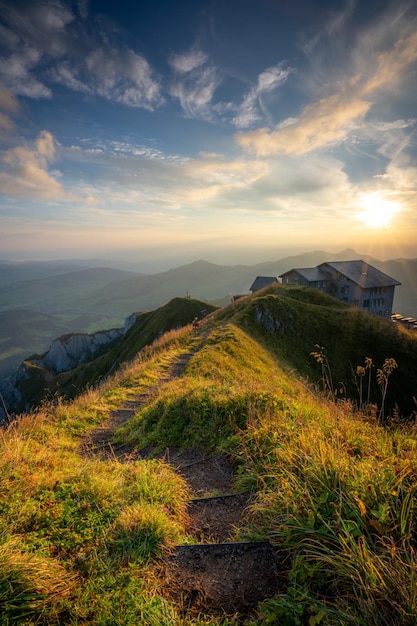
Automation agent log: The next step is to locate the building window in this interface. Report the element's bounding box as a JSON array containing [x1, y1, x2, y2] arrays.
[[363, 299, 370, 308], [371, 287, 386, 296]]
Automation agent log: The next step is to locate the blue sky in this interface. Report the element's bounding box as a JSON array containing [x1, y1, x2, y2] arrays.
[[0, 0, 416, 269]]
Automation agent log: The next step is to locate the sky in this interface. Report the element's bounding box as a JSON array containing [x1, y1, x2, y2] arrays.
[[0, 0, 416, 270]]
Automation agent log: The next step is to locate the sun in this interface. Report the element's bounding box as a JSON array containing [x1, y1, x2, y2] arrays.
[[357, 193, 400, 228]]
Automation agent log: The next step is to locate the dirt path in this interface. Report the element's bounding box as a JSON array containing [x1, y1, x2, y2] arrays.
[[161, 453, 285, 620], [79, 335, 286, 621], [79, 343, 203, 460]]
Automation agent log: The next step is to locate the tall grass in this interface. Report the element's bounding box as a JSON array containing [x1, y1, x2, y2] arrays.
[[235, 388, 417, 624]]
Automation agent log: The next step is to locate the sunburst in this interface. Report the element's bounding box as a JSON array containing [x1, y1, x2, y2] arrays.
[[357, 192, 400, 228]]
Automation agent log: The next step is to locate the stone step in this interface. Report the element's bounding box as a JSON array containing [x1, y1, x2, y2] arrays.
[[162, 540, 286, 618], [187, 493, 252, 542]]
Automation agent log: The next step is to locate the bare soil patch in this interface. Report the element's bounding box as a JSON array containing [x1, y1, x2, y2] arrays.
[[162, 541, 287, 620], [158, 452, 288, 621], [188, 493, 252, 543]]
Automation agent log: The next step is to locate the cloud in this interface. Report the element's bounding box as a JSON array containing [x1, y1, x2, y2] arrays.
[[169, 47, 220, 120], [237, 3, 417, 156], [0, 130, 65, 199], [181, 155, 269, 203], [0, 27, 52, 98], [0, 1, 74, 57], [233, 63, 293, 129], [0, 85, 19, 114], [169, 49, 208, 74], [169, 46, 293, 127], [237, 88, 370, 156], [373, 119, 416, 132], [88, 48, 162, 108], [0, 0, 162, 109]]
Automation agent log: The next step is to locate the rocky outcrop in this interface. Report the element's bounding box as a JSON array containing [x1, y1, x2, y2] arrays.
[[0, 362, 30, 418], [32, 328, 124, 374], [0, 323, 127, 422], [124, 312, 141, 333]]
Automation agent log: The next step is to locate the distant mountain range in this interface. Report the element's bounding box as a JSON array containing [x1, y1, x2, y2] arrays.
[[0, 248, 416, 380]]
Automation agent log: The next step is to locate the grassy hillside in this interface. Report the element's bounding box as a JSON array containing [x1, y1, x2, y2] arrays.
[[1, 288, 417, 624], [225, 284, 417, 418], [8, 298, 217, 414]]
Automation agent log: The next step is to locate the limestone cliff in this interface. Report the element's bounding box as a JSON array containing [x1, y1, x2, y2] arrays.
[[0, 319, 138, 421]]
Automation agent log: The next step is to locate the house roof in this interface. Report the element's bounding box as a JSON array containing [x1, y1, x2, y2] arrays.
[[280, 260, 401, 289], [280, 267, 327, 282], [319, 260, 401, 288], [250, 276, 278, 292]]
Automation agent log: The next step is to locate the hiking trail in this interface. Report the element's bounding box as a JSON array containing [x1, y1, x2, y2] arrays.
[[79, 332, 286, 620]]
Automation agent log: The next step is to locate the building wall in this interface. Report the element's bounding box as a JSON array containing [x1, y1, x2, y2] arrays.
[[282, 267, 396, 317], [280, 271, 310, 287], [360, 286, 395, 317], [321, 266, 394, 317]]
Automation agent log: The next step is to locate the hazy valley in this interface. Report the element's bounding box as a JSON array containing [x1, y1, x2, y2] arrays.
[[1, 249, 417, 384]]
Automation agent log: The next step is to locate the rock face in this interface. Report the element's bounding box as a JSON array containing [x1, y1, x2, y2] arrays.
[[32, 328, 124, 374], [0, 323, 127, 421], [0, 363, 30, 417]]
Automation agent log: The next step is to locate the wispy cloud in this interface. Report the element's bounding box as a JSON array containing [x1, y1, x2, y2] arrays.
[[169, 47, 220, 120], [0, 25, 52, 98], [0, 85, 19, 115], [0, 85, 19, 137], [237, 3, 417, 156], [238, 88, 370, 155], [52, 46, 163, 109], [0, 0, 163, 109], [169, 46, 293, 128], [169, 48, 208, 74], [232, 63, 293, 129]]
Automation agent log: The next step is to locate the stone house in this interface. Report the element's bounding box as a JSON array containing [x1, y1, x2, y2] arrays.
[[279, 260, 401, 317]]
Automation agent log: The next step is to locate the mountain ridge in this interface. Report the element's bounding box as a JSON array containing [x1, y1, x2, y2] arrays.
[[1, 249, 416, 380]]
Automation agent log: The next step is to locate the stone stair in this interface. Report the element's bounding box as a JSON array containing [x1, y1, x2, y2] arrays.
[[161, 452, 286, 620]]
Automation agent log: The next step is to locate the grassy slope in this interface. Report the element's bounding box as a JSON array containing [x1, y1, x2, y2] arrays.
[[1, 289, 417, 624], [224, 284, 417, 417], [10, 298, 218, 413]]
